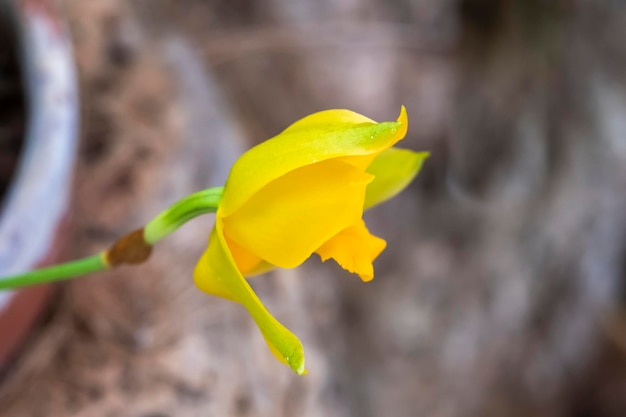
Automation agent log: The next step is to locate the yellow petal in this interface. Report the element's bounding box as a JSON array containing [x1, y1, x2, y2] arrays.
[[316, 220, 387, 282], [194, 220, 306, 374], [219, 107, 407, 217], [242, 260, 276, 277], [363, 148, 429, 210], [225, 234, 276, 277], [334, 105, 410, 171], [281, 108, 376, 132], [396, 105, 408, 141], [224, 234, 265, 275], [222, 159, 373, 268]]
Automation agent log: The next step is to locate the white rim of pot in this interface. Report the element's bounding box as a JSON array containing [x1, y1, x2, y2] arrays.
[[0, 1, 78, 310]]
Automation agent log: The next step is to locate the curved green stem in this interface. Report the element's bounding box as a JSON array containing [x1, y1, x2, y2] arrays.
[[0, 186, 224, 290], [0, 254, 108, 290], [144, 186, 223, 244]]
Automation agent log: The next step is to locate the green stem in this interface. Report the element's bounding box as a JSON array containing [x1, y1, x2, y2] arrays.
[[144, 186, 223, 244], [0, 254, 108, 290], [0, 186, 225, 290]]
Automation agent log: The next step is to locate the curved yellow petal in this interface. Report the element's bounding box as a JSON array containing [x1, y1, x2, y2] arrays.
[[194, 221, 306, 375], [396, 105, 408, 142], [316, 220, 387, 282], [224, 235, 276, 277], [335, 105, 409, 171], [281, 109, 376, 132], [224, 234, 264, 275], [364, 148, 429, 210], [242, 260, 276, 277], [222, 159, 373, 268], [219, 107, 408, 217]]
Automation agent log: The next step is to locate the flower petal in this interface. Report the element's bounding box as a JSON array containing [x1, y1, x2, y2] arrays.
[[225, 235, 276, 277], [194, 221, 306, 375], [334, 105, 409, 171], [224, 234, 264, 275], [219, 107, 407, 217], [222, 159, 373, 268], [363, 148, 429, 210], [316, 220, 387, 282], [281, 109, 376, 132]]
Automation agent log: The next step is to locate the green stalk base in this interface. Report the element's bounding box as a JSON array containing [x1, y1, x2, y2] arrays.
[[0, 254, 108, 290]]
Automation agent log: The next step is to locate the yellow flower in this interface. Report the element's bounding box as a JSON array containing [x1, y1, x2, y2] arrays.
[[193, 106, 428, 374]]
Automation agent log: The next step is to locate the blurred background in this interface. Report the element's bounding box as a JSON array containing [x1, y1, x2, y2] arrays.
[[2, 0, 626, 416]]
